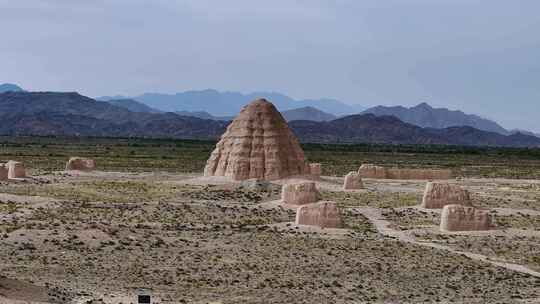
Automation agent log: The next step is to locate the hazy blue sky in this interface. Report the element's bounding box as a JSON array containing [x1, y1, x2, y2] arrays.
[[1, 0, 539, 131]]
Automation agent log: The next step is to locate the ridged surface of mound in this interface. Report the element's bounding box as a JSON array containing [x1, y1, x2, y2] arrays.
[[204, 99, 308, 180]]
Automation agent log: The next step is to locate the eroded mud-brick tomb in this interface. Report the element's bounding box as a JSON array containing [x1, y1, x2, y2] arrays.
[[204, 99, 309, 181]]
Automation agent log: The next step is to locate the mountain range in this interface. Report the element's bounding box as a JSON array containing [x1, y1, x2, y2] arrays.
[[105, 98, 161, 113], [362, 102, 510, 135], [173, 107, 336, 122], [0, 91, 226, 139], [0, 83, 24, 93], [1, 90, 539, 147], [290, 115, 540, 147], [98, 89, 365, 116], [509, 129, 540, 138], [281, 106, 337, 122], [105, 98, 337, 122], [99, 89, 523, 136]]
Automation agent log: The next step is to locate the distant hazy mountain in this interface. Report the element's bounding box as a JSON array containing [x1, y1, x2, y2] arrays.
[[106, 98, 161, 113], [175, 111, 234, 121], [102, 93, 338, 122], [97, 95, 127, 101], [290, 114, 540, 147], [2, 91, 539, 147], [0, 91, 226, 139], [175, 110, 214, 120], [281, 106, 336, 122], [0, 91, 141, 122], [0, 83, 24, 93], [101, 96, 233, 120], [175, 106, 336, 122], [510, 129, 540, 138], [100, 89, 365, 116], [363, 102, 510, 135]]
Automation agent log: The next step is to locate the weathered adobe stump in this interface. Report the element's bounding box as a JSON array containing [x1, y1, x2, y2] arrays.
[[0, 163, 8, 180], [295, 201, 343, 228], [7, 161, 26, 179], [65, 157, 96, 171], [343, 171, 363, 190], [440, 204, 494, 232], [281, 182, 321, 205], [358, 164, 387, 179], [204, 98, 309, 181], [421, 182, 472, 209], [309, 163, 322, 178]]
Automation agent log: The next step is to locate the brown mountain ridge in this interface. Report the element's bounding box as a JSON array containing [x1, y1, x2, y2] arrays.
[[0, 91, 539, 147]]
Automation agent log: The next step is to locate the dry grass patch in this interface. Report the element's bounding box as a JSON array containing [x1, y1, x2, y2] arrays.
[[0, 201, 22, 214], [0, 180, 181, 203], [321, 190, 420, 209], [494, 213, 540, 230], [340, 210, 378, 235], [472, 193, 540, 211], [181, 184, 281, 203], [424, 233, 540, 272], [382, 208, 440, 230]]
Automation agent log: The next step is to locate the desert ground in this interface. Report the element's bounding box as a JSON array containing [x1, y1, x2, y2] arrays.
[[1, 137, 540, 303]]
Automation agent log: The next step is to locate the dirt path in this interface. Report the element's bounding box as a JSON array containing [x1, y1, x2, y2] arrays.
[[353, 206, 540, 278]]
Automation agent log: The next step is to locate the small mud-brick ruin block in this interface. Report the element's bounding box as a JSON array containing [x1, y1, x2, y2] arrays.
[[440, 204, 493, 232], [309, 163, 322, 177], [204, 99, 309, 181], [421, 182, 472, 209], [0, 163, 8, 180], [7, 161, 25, 179], [295, 201, 343, 228], [65, 157, 96, 171], [281, 182, 321, 205], [358, 164, 388, 179], [343, 171, 363, 190]]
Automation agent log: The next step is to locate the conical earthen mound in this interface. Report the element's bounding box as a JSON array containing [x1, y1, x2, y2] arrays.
[[204, 98, 308, 181]]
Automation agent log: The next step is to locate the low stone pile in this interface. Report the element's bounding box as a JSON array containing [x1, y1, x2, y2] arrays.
[[440, 204, 493, 232], [309, 163, 322, 178], [343, 171, 363, 190], [281, 181, 343, 228], [0, 163, 8, 180], [65, 157, 96, 171], [295, 201, 342, 228], [281, 182, 321, 205], [420, 182, 496, 231], [421, 182, 472, 209], [7, 161, 25, 179], [358, 164, 387, 179]]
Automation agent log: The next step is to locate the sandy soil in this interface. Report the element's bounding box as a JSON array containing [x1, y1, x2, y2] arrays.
[[1, 172, 539, 303]]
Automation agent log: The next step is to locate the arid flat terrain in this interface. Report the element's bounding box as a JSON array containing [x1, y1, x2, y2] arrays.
[[1, 170, 539, 304], [1, 138, 540, 303]]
